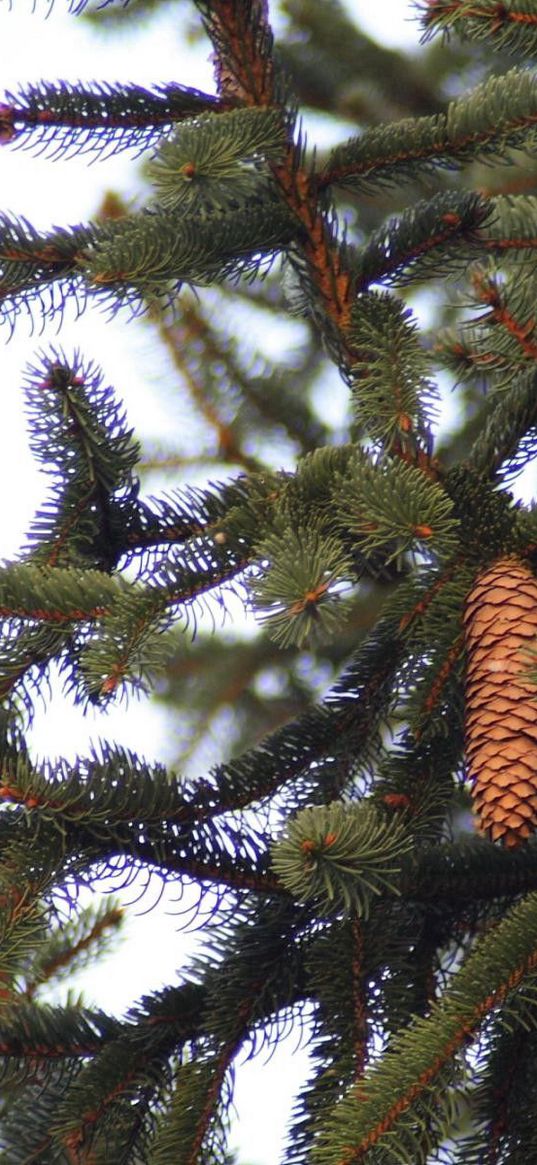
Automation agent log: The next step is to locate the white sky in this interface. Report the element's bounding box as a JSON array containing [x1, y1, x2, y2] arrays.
[[0, 4, 467, 1164]]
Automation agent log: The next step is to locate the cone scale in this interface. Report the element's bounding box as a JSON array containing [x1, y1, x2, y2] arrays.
[[464, 557, 537, 847]]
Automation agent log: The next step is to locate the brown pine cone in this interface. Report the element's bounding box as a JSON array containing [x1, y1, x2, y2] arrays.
[[464, 556, 537, 847]]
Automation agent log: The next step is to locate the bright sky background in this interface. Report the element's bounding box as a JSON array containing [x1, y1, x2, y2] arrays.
[[0, 4, 459, 1163]]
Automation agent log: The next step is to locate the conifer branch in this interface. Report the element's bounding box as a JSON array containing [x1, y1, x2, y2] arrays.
[[0, 624, 70, 716], [0, 196, 297, 328], [313, 891, 537, 1165], [0, 984, 205, 1087], [46, 986, 212, 1163], [0, 868, 52, 992], [0, 214, 94, 328], [0, 990, 196, 1163], [22, 901, 124, 999], [465, 1024, 537, 1162], [0, 563, 118, 624], [0, 81, 224, 160], [22, 348, 139, 570], [334, 456, 460, 565], [417, 631, 465, 723], [0, 1002, 122, 1063], [194, 611, 406, 815], [125, 475, 270, 556], [348, 291, 439, 462], [443, 467, 520, 562], [147, 106, 287, 215], [272, 802, 413, 917], [483, 194, 537, 257], [402, 836, 537, 905], [197, 0, 359, 370], [320, 69, 537, 192], [252, 524, 354, 648], [196, 0, 276, 106], [351, 917, 369, 1080], [355, 190, 492, 287], [472, 267, 537, 361], [420, 0, 537, 56], [82, 195, 297, 296], [465, 365, 537, 481], [436, 260, 537, 401]]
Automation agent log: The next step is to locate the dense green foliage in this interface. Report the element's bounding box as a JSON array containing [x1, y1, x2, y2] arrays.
[[1, 0, 537, 1161]]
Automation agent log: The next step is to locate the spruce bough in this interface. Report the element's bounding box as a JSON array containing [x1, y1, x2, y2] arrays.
[[1, 1, 537, 1162]]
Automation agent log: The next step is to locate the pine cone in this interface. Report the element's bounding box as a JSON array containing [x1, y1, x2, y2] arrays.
[[464, 556, 537, 847]]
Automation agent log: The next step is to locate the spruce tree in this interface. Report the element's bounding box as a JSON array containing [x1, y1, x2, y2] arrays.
[[2, 0, 537, 1161]]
